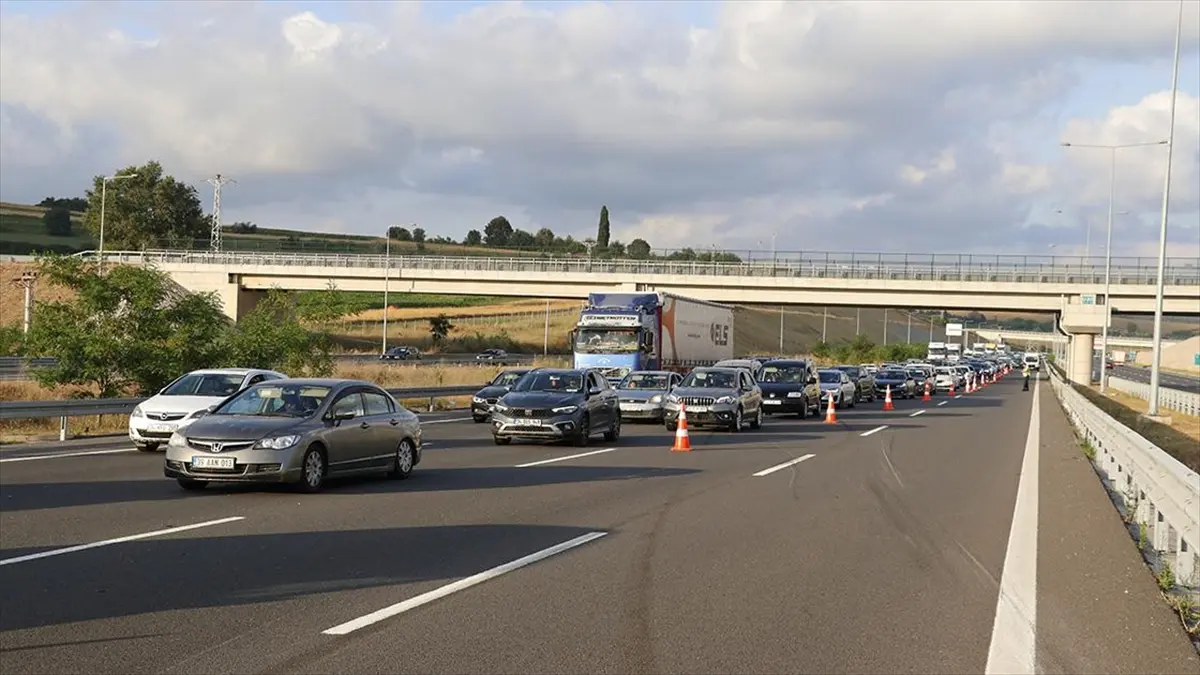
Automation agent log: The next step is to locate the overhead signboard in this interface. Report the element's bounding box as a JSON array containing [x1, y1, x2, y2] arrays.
[[946, 322, 963, 337]]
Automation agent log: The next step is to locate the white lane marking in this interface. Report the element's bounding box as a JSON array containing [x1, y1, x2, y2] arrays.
[[955, 394, 964, 399], [0, 516, 246, 567], [860, 425, 888, 437], [322, 531, 608, 635], [752, 453, 816, 477], [420, 417, 472, 425], [909, 410, 926, 418], [985, 378, 1040, 675], [937, 401, 948, 407], [0, 448, 137, 464], [515, 448, 618, 467]]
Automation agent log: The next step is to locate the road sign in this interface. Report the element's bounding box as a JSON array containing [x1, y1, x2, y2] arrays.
[[1194, 352, 1199, 367], [1081, 294, 1096, 305], [946, 322, 963, 337]]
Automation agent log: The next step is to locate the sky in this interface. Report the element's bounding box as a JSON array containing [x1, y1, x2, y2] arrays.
[[1, 0, 1199, 259]]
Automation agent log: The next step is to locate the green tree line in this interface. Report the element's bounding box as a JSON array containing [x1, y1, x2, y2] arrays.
[[810, 335, 929, 365]]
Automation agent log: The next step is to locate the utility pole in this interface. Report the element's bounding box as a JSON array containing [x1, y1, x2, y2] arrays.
[[207, 174, 235, 252], [382, 233, 391, 355], [544, 299, 550, 356], [821, 306, 828, 343], [906, 311, 912, 343], [883, 308, 889, 345], [856, 308, 861, 335], [778, 306, 784, 353], [10, 271, 36, 334]]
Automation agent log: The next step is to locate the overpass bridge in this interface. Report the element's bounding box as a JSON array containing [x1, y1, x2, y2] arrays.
[[968, 328, 1173, 350], [91, 249, 1200, 386]]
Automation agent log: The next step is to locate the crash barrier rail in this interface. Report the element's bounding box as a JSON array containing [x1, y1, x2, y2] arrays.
[[0, 353, 541, 380], [1106, 375, 1200, 417], [1048, 364, 1200, 586], [90, 249, 1200, 285], [0, 386, 481, 442]]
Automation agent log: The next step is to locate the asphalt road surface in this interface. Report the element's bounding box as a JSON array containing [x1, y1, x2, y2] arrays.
[[1110, 364, 1200, 394], [2, 381, 1196, 674]]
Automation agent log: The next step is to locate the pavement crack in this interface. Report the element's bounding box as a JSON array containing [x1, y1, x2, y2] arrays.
[[880, 438, 904, 489]]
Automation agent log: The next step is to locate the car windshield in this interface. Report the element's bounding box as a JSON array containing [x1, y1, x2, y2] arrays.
[[681, 370, 737, 389], [818, 371, 842, 384], [881, 370, 907, 379], [491, 371, 527, 387], [575, 328, 639, 354], [162, 373, 245, 397], [759, 366, 808, 383], [212, 384, 332, 417], [513, 372, 585, 393], [835, 366, 860, 378], [906, 370, 924, 378], [619, 373, 670, 390]]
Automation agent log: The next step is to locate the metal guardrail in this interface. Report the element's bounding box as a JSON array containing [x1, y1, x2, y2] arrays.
[[0, 385, 484, 441], [1106, 376, 1200, 417], [1048, 365, 1200, 586], [92, 250, 1200, 286]]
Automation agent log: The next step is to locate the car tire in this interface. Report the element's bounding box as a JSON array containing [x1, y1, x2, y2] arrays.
[[388, 438, 416, 479], [137, 443, 160, 453], [798, 398, 808, 419], [177, 478, 207, 491], [749, 406, 762, 430], [493, 435, 511, 445], [298, 446, 326, 493], [472, 415, 488, 423], [574, 415, 591, 447], [603, 414, 621, 442], [665, 420, 677, 432], [729, 407, 743, 432]]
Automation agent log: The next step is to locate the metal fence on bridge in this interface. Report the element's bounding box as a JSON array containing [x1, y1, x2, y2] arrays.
[[1106, 376, 1200, 417]]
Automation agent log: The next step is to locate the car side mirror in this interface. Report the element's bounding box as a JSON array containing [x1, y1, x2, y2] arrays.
[[331, 410, 355, 422], [588, 387, 602, 396]]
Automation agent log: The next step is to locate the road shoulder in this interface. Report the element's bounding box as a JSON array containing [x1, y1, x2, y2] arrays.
[[1035, 385, 1200, 674]]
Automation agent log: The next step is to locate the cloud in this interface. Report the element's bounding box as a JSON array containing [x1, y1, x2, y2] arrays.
[[1, 0, 1198, 257]]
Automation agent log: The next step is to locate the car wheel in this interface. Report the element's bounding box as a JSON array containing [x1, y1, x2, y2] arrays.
[[729, 407, 743, 432], [574, 415, 591, 447], [299, 447, 326, 493], [799, 397, 808, 419], [750, 406, 762, 430], [665, 420, 677, 432], [603, 414, 621, 442], [493, 435, 511, 445], [177, 478, 207, 491], [137, 443, 160, 453], [472, 415, 488, 423], [389, 438, 416, 479]]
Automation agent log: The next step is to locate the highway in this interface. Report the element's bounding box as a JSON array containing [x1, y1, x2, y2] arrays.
[[1111, 364, 1200, 394], [1, 383, 1196, 674]]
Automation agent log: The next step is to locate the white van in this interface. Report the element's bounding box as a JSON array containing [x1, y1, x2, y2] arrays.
[[1023, 352, 1041, 369]]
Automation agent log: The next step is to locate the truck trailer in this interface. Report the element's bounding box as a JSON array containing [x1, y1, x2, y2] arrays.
[[571, 292, 734, 382]]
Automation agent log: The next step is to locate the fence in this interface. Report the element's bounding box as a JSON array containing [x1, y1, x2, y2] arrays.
[[1048, 365, 1200, 586], [0, 386, 481, 441], [1106, 375, 1200, 417]]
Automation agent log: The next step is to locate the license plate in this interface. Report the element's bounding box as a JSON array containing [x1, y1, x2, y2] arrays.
[[148, 423, 175, 432], [513, 419, 541, 426], [763, 399, 782, 405], [685, 405, 709, 413], [619, 403, 640, 411], [192, 456, 235, 470]]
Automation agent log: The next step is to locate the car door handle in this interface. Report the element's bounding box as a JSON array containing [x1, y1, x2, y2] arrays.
[[359, 422, 370, 429], [389, 419, 399, 426]]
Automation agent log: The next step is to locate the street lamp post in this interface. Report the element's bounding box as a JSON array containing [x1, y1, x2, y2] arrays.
[[1061, 140, 1168, 393], [1149, 0, 1185, 417], [97, 173, 138, 270], [382, 234, 391, 355]]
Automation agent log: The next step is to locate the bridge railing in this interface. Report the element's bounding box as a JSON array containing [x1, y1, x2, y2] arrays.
[[89, 250, 1200, 286], [1106, 376, 1200, 417], [1048, 365, 1200, 586]]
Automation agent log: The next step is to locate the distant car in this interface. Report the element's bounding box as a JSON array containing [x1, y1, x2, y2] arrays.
[[906, 367, 933, 395], [757, 359, 821, 417], [933, 366, 959, 391], [817, 369, 857, 409], [491, 368, 620, 446], [713, 358, 764, 380], [163, 379, 422, 492], [615, 370, 682, 422], [476, 349, 511, 365], [471, 368, 534, 422], [834, 365, 876, 403], [130, 368, 288, 452], [875, 368, 916, 399], [380, 346, 422, 361], [664, 366, 763, 431]]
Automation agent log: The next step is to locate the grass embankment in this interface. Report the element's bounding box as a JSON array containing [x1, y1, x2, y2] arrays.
[[0, 358, 570, 444], [1069, 381, 1200, 472]]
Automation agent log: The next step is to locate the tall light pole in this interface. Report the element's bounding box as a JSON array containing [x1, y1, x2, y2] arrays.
[[97, 173, 138, 270], [1061, 140, 1167, 393], [382, 233, 391, 355], [883, 308, 889, 345], [778, 306, 784, 353], [822, 306, 828, 343], [1149, 0, 1185, 417], [907, 311, 912, 344]]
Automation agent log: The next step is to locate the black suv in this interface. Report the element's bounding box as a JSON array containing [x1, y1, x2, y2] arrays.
[[757, 359, 821, 417], [491, 369, 621, 446]]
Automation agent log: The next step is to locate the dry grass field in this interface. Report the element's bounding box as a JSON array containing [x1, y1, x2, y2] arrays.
[[1093, 386, 1200, 443], [349, 298, 583, 322]]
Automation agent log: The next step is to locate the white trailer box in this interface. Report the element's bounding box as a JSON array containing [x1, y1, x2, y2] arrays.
[[659, 293, 734, 367]]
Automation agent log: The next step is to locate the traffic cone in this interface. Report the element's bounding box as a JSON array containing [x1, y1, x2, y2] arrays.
[[949, 380, 956, 396], [671, 404, 692, 452], [824, 395, 837, 423], [883, 385, 895, 411], [922, 381, 931, 401]]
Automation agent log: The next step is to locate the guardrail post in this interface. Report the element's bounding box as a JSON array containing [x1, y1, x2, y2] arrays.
[[1153, 510, 1171, 552], [428, 396, 435, 412], [59, 416, 67, 442], [1176, 537, 1197, 586]]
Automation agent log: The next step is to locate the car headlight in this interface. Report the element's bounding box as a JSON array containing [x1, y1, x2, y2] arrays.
[[786, 391, 804, 398], [552, 405, 578, 414], [255, 435, 301, 450], [715, 396, 735, 405], [187, 408, 207, 419], [649, 394, 663, 404], [666, 394, 679, 404], [472, 396, 485, 403], [132, 405, 145, 418], [168, 432, 187, 447], [494, 404, 510, 413]]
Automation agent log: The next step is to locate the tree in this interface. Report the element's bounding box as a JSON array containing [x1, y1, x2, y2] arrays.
[[80, 161, 209, 250], [484, 216, 514, 247], [42, 207, 72, 236], [296, 280, 346, 330], [607, 240, 626, 257], [597, 205, 611, 248], [509, 229, 536, 248], [223, 289, 334, 377], [22, 255, 228, 397], [0, 325, 23, 356], [534, 227, 556, 249], [464, 229, 482, 246], [38, 197, 88, 211], [389, 226, 413, 241], [429, 314, 455, 346], [412, 227, 426, 243], [627, 238, 651, 259]]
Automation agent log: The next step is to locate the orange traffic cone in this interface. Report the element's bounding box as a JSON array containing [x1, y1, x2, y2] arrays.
[[672, 405, 692, 452], [922, 380, 931, 402], [949, 379, 956, 396], [883, 385, 895, 411], [824, 394, 837, 423]]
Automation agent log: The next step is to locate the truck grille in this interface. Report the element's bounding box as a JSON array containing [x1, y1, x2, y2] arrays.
[[679, 396, 716, 407]]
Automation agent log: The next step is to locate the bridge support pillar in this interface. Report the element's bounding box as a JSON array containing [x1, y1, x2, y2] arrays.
[[218, 286, 265, 321], [1061, 297, 1107, 387], [1069, 333, 1095, 386]]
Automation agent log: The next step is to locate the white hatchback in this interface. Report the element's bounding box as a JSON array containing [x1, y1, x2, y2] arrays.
[[129, 368, 287, 451]]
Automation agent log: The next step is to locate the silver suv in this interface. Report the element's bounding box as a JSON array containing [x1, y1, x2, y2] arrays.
[[664, 366, 763, 432]]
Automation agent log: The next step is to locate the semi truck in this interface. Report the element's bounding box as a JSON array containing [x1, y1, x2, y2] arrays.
[[946, 343, 962, 363], [927, 341, 947, 363], [571, 292, 734, 382]]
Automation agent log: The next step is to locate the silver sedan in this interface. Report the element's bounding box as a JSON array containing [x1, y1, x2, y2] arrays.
[[164, 378, 423, 492]]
